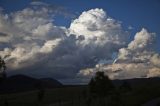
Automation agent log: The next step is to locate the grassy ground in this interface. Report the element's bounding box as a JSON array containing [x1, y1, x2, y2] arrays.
[[0, 86, 87, 106], [1, 83, 160, 106], [120, 84, 160, 106]]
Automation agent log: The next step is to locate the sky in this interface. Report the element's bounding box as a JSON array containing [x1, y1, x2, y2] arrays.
[[0, 0, 160, 84]]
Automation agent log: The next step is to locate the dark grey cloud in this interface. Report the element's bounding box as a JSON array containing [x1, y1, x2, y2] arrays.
[[0, 32, 8, 37]]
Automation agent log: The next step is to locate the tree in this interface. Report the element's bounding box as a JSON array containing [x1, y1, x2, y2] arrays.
[[0, 57, 7, 82], [119, 81, 132, 93], [88, 71, 114, 106], [35, 81, 45, 105], [89, 71, 114, 98]]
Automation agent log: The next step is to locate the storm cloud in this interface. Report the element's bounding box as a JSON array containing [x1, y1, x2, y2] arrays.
[[80, 28, 160, 80], [0, 2, 159, 84]]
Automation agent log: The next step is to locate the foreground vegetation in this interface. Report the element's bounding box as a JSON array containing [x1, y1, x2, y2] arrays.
[[0, 78, 160, 106], [0, 86, 87, 106]]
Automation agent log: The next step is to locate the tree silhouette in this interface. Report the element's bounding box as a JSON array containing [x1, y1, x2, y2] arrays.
[[0, 57, 7, 82], [89, 71, 114, 98], [35, 81, 45, 106], [88, 71, 115, 106], [120, 81, 132, 93]]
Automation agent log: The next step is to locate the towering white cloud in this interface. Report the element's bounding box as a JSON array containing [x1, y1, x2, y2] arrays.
[[0, 2, 159, 84], [117, 28, 156, 63], [70, 8, 128, 46], [0, 6, 129, 82], [79, 28, 160, 80]]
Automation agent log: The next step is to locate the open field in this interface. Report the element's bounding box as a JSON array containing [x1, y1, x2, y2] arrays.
[[0, 86, 87, 106], [1, 80, 160, 106]]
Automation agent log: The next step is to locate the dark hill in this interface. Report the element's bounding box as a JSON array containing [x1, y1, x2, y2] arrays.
[[0, 74, 62, 94], [113, 77, 160, 87]]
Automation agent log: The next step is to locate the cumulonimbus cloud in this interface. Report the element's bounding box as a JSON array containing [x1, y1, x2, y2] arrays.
[[79, 28, 160, 80], [0, 2, 159, 83]]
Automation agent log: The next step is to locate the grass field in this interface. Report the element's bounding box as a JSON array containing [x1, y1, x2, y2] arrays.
[[1, 82, 160, 106], [0, 86, 87, 106]]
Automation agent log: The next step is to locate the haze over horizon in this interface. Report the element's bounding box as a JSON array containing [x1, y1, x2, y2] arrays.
[[0, 0, 160, 84]]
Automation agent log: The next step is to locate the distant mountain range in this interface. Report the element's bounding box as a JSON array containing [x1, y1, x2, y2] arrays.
[[0, 74, 62, 94]]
